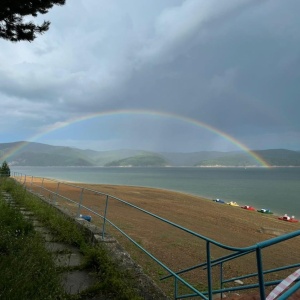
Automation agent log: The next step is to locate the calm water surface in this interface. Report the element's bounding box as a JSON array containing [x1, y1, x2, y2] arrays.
[[11, 166, 300, 216]]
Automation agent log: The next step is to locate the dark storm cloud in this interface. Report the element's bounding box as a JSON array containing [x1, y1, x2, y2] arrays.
[[0, 0, 299, 151]]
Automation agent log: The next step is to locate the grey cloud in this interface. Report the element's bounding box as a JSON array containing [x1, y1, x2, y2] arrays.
[[0, 0, 299, 151]]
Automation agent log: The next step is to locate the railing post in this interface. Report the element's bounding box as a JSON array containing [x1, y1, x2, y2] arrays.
[[77, 188, 84, 217], [102, 195, 109, 239], [206, 241, 213, 300], [256, 247, 266, 299], [53, 182, 60, 204], [220, 261, 223, 299], [39, 178, 44, 195], [174, 276, 178, 299], [30, 176, 33, 190]]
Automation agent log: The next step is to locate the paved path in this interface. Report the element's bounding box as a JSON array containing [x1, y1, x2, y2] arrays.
[[1, 190, 168, 300], [1, 191, 101, 298]]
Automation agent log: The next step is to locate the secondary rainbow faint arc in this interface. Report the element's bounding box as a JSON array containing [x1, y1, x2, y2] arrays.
[[2, 109, 271, 167]]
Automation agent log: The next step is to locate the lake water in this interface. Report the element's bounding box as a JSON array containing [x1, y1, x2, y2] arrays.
[[11, 166, 300, 217]]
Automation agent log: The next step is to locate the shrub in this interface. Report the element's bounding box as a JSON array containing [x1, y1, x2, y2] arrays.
[[0, 161, 10, 177]]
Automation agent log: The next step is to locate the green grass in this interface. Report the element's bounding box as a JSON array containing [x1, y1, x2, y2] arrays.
[[0, 194, 66, 299], [0, 178, 144, 300]]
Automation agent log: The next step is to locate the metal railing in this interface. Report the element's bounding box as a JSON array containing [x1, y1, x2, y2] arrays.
[[12, 172, 300, 299]]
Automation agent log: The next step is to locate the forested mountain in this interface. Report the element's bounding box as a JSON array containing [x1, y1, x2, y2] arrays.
[[194, 149, 300, 167], [105, 154, 168, 167], [1, 142, 300, 167]]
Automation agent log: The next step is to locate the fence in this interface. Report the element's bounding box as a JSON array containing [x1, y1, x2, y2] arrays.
[[12, 172, 300, 299]]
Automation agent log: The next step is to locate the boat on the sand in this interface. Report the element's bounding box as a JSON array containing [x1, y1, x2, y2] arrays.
[[212, 199, 225, 204], [241, 205, 256, 211], [227, 201, 239, 207], [257, 208, 273, 214], [278, 214, 299, 223]]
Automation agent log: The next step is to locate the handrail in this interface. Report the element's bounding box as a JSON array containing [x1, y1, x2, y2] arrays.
[[11, 172, 300, 299]]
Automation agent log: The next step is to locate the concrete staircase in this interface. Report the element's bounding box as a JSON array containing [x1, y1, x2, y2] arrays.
[[1, 191, 101, 297], [1, 190, 168, 300]]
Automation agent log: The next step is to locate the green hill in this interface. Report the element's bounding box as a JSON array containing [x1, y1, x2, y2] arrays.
[[12, 151, 93, 166], [92, 150, 156, 166], [195, 149, 300, 167], [0, 142, 94, 166], [1, 141, 300, 167], [158, 151, 230, 166], [105, 154, 169, 167], [195, 155, 258, 167]]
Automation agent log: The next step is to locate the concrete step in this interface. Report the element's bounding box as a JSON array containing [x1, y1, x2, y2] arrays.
[[54, 252, 83, 268], [1, 191, 100, 298], [61, 270, 98, 295]]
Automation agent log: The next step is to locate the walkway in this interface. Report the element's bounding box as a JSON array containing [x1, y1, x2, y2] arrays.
[[1, 191, 99, 297], [1, 190, 167, 299]]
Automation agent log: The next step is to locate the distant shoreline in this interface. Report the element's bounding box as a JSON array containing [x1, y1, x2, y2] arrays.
[[11, 166, 300, 217], [5, 142, 300, 168], [26, 177, 296, 221], [11, 165, 300, 167]]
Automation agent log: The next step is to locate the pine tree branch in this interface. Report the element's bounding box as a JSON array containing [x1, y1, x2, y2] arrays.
[[0, 0, 65, 42]]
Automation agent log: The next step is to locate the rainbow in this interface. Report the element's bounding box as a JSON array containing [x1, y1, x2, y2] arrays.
[[1, 109, 271, 167]]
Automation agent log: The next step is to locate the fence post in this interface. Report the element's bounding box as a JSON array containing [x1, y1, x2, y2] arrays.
[[174, 276, 178, 299], [77, 188, 84, 217], [256, 247, 266, 299], [102, 195, 109, 239], [39, 178, 44, 195], [206, 241, 213, 300], [53, 182, 60, 204], [30, 176, 33, 190], [220, 262, 224, 299]]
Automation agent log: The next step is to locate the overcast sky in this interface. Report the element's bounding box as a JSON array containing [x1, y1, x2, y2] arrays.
[[1, 0, 299, 153]]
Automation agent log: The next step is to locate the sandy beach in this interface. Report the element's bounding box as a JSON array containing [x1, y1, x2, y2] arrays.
[[24, 178, 300, 297]]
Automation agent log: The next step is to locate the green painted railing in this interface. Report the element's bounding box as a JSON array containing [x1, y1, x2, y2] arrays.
[[12, 172, 300, 299]]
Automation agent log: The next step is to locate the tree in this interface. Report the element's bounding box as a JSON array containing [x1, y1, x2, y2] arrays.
[[0, 0, 65, 42], [0, 161, 11, 177]]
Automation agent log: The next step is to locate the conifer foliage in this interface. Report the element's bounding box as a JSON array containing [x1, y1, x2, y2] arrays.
[[0, 161, 10, 177], [0, 0, 65, 42]]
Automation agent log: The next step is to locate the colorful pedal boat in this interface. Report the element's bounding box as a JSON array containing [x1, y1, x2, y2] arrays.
[[227, 201, 239, 207], [278, 214, 299, 223], [257, 208, 273, 214], [212, 199, 225, 204], [79, 214, 92, 222], [241, 205, 256, 211]]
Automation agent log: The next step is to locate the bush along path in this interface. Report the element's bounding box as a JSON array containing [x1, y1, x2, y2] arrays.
[[0, 179, 167, 300]]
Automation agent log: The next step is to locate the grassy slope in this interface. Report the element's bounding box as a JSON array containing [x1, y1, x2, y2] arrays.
[[0, 178, 144, 300], [0, 191, 65, 299]]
